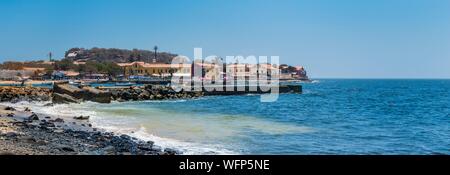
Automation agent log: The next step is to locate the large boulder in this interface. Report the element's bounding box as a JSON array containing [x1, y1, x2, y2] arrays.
[[52, 93, 82, 104], [81, 86, 111, 103], [53, 84, 85, 99], [53, 84, 111, 103]]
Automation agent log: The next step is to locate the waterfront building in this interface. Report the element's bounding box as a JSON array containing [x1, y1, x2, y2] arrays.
[[52, 71, 80, 80], [117, 62, 191, 78], [191, 63, 221, 81], [279, 65, 308, 80], [116, 61, 291, 81], [294, 66, 309, 80], [225, 63, 278, 81], [227, 64, 252, 80], [83, 73, 108, 80]]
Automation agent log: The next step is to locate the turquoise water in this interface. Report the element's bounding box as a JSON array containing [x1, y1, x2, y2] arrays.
[[84, 79, 450, 154], [10, 79, 450, 154]]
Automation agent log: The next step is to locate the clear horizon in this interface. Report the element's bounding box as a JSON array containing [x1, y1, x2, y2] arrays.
[[1, 0, 450, 79]]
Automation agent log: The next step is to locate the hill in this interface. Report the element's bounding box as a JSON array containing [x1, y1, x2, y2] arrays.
[[65, 47, 178, 63]]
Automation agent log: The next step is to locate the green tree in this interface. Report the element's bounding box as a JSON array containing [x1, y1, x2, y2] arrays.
[[55, 59, 77, 71]]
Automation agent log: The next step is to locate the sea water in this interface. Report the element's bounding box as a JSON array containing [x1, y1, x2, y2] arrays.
[[5, 79, 450, 154]]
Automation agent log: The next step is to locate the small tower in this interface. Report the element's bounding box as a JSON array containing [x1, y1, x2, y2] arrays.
[[153, 46, 158, 63], [48, 52, 53, 61]]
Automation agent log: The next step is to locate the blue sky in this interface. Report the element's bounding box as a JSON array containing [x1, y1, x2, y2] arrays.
[[1, 0, 450, 78]]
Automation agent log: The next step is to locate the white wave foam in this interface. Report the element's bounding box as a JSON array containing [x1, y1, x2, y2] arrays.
[[127, 126, 236, 155]]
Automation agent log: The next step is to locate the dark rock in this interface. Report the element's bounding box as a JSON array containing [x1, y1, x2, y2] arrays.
[[52, 93, 82, 104], [110, 135, 138, 153], [54, 118, 64, 123], [12, 121, 26, 127], [7, 113, 14, 117], [163, 148, 179, 155], [57, 144, 75, 152], [39, 121, 55, 128], [120, 134, 131, 140], [5, 132, 18, 138], [138, 142, 154, 151], [74, 116, 90, 120], [28, 113, 40, 121], [4, 106, 16, 111], [24, 107, 31, 112]]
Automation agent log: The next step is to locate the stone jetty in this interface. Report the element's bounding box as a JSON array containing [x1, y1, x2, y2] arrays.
[[109, 85, 204, 102], [1, 83, 302, 104]]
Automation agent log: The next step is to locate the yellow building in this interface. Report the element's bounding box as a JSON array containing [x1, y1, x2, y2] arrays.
[[117, 62, 191, 77]]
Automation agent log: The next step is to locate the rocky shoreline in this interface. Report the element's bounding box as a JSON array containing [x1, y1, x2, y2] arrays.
[[0, 86, 185, 155], [0, 104, 180, 155]]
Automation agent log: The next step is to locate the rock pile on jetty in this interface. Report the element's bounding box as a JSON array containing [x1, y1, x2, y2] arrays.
[[52, 83, 203, 104], [110, 85, 204, 101], [0, 87, 51, 103]]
